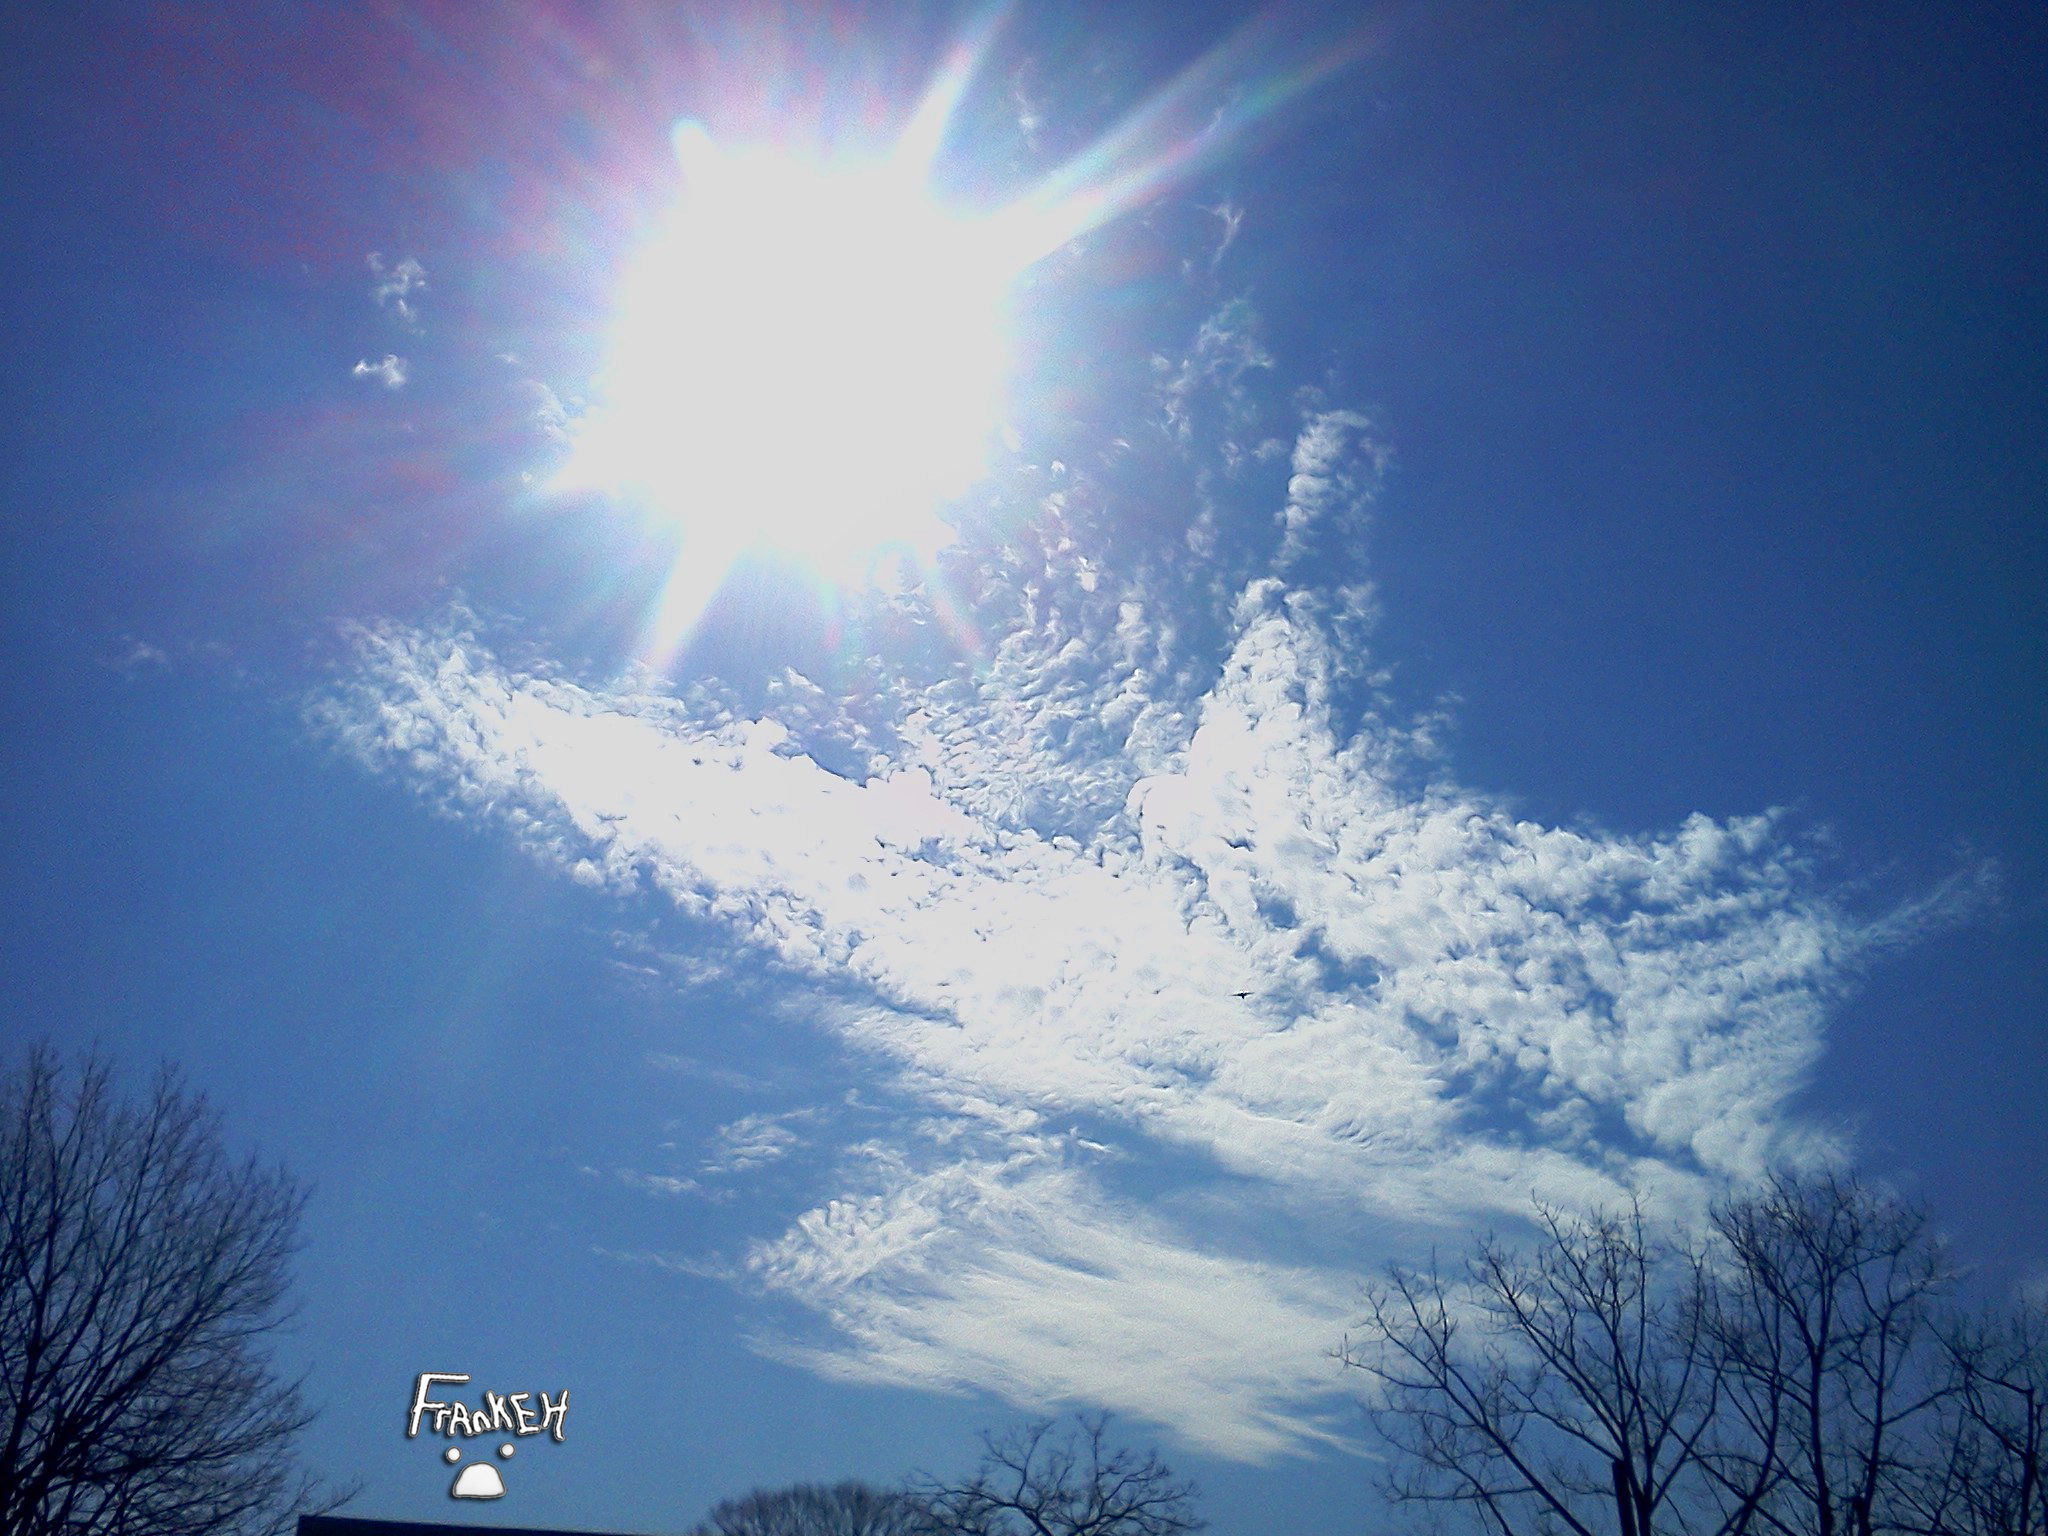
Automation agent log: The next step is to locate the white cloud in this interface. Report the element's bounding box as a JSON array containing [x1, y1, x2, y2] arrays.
[[315, 325, 1982, 1460], [1155, 298, 1273, 461], [105, 637, 170, 677], [617, 1169, 701, 1198], [519, 377, 572, 443], [1275, 408, 1380, 568], [646, 1052, 777, 1094], [1009, 68, 1045, 151], [352, 354, 408, 390], [743, 1138, 1357, 1462], [706, 1111, 812, 1174], [368, 252, 426, 325], [1198, 201, 1245, 274]]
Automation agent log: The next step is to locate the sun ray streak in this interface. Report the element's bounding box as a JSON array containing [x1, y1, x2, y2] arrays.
[[995, 13, 1387, 264], [894, 2, 1015, 181]]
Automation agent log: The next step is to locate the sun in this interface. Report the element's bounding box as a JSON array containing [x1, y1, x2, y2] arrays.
[[549, 18, 1371, 666], [560, 121, 1020, 625]]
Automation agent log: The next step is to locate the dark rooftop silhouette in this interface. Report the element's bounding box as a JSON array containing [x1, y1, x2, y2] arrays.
[[301, 1517, 654, 1536]]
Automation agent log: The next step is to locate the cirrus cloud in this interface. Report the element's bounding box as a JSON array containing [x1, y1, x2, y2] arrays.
[[312, 311, 1981, 1461]]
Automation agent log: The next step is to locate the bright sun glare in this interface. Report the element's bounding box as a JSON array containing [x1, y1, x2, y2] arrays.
[[561, 121, 1019, 628], [553, 18, 1370, 665]]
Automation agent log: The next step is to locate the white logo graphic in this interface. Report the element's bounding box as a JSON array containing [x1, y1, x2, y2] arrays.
[[405, 1372, 569, 1500]]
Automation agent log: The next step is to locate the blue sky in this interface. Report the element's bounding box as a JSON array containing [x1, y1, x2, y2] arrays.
[[2, 3, 2043, 1533]]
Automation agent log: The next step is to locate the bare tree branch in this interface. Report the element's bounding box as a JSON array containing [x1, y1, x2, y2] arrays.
[[0, 1044, 344, 1536], [1898, 1298, 2047, 1536], [911, 1413, 1201, 1536], [1708, 1170, 1954, 1536], [1338, 1202, 1773, 1536], [687, 1479, 927, 1536]]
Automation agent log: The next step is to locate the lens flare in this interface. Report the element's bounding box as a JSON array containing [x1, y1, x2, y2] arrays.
[[556, 123, 1021, 663], [551, 9, 1381, 671]]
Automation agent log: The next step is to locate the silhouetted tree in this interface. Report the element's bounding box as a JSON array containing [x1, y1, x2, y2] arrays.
[[1338, 1201, 1771, 1536], [0, 1045, 336, 1536], [912, 1412, 1202, 1536], [1341, 1173, 1964, 1536], [1706, 1171, 1954, 1536], [688, 1479, 926, 1536], [1898, 1298, 2046, 1536]]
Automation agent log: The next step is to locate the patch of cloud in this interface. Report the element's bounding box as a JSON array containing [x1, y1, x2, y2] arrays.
[[706, 1111, 813, 1175], [743, 1135, 1356, 1462], [314, 308, 1983, 1460], [103, 635, 248, 683], [519, 378, 572, 444], [617, 1169, 701, 1198], [1155, 297, 1274, 466], [1192, 201, 1244, 276], [104, 637, 170, 678], [495, 353, 577, 448], [1275, 407, 1383, 570], [352, 354, 408, 390], [368, 252, 426, 325], [1010, 69, 1045, 152], [646, 1052, 778, 1095], [592, 1245, 726, 1280]]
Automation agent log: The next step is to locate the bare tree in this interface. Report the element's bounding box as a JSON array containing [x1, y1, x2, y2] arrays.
[[0, 1045, 336, 1536], [1707, 1171, 1954, 1536], [912, 1412, 1202, 1536], [1898, 1298, 2046, 1536], [1338, 1202, 1769, 1536], [688, 1479, 927, 1536]]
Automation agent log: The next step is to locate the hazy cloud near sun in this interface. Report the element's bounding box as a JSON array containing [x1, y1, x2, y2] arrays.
[[314, 303, 1979, 1460]]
